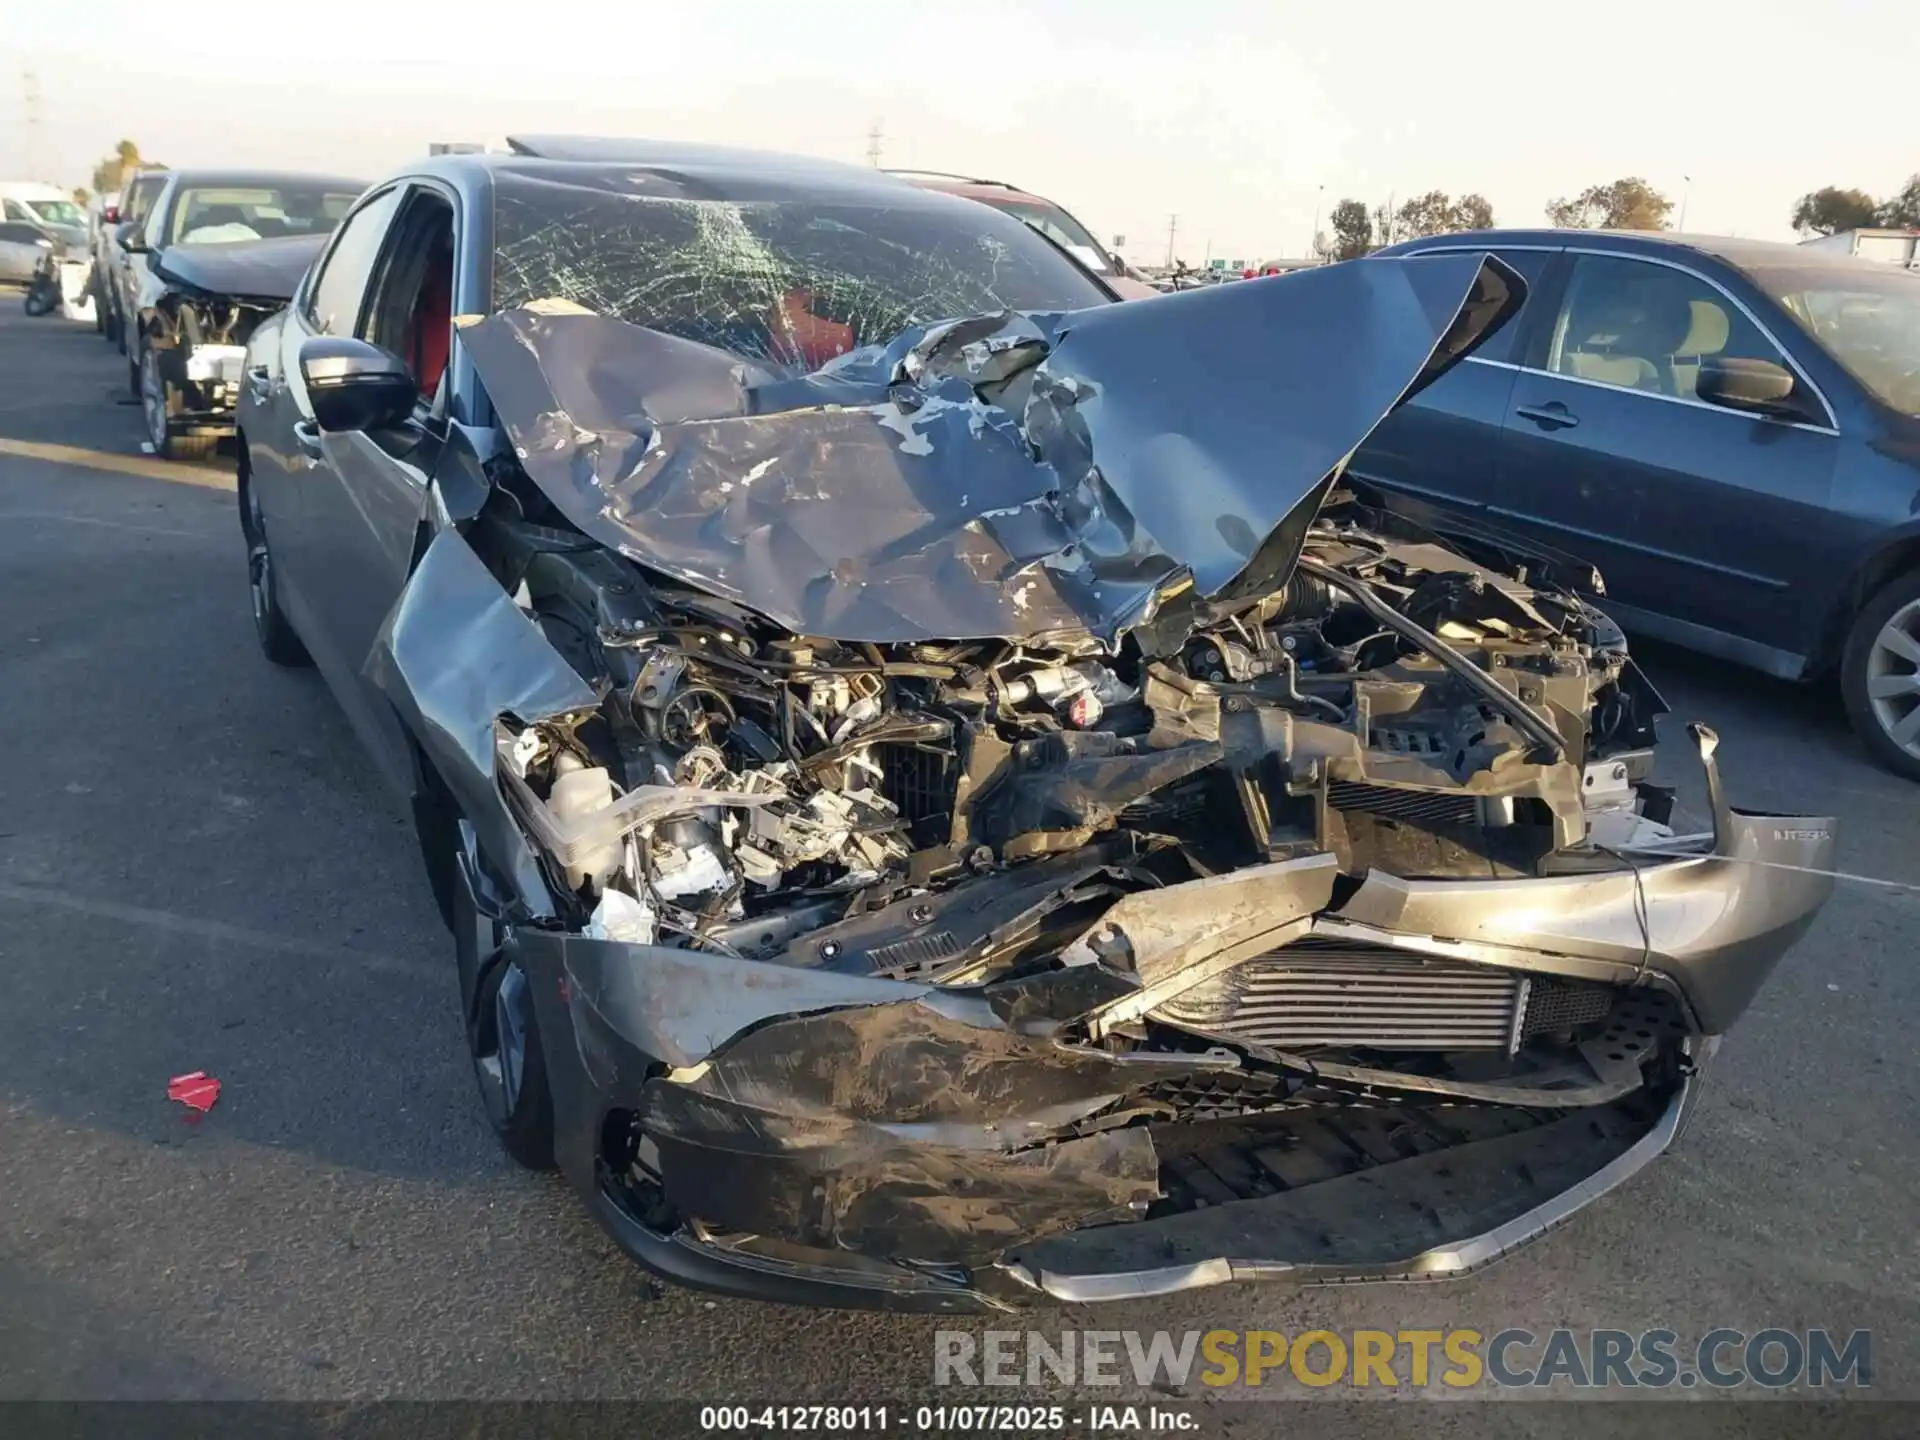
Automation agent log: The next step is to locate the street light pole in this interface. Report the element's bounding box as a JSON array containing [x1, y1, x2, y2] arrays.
[[1308, 184, 1323, 258], [1679, 175, 1691, 231]]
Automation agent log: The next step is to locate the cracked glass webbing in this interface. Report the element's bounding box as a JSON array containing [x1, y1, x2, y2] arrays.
[[489, 166, 1108, 373]]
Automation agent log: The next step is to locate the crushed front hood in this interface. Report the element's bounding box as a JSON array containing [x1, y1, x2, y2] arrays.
[[151, 233, 328, 304], [460, 252, 1522, 643]]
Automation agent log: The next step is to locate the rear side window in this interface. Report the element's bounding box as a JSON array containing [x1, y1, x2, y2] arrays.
[[1398, 248, 1550, 364], [305, 188, 403, 336], [1473, 250, 1551, 363]]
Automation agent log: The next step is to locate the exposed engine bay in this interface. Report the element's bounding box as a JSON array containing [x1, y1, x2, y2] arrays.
[[476, 482, 1670, 1070]]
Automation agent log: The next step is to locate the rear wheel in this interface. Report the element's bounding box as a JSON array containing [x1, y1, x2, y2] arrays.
[[1841, 571, 1920, 781], [239, 468, 312, 667]]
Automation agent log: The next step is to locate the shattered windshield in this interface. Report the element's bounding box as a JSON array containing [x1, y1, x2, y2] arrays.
[[489, 165, 1110, 372]]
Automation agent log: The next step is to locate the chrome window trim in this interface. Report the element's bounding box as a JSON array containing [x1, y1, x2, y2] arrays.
[[1465, 354, 1840, 436]]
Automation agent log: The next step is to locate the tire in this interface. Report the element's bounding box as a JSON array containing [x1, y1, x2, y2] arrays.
[[23, 281, 57, 316], [239, 467, 312, 668], [465, 895, 557, 1170], [92, 274, 107, 334], [1840, 570, 1920, 782], [139, 343, 219, 462]]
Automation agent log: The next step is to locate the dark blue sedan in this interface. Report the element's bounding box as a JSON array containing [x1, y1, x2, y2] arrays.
[[1355, 229, 1920, 778]]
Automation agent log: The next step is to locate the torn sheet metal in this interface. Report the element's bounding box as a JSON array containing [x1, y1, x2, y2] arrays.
[[458, 252, 1523, 644], [367, 528, 598, 911], [151, 234, 329, 304]]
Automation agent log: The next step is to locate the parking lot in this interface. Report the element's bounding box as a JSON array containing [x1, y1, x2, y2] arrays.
[[0, 299, 1915, 1417]]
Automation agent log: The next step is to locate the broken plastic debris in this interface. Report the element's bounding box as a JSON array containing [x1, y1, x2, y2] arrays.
[[167, 1071, 222, 1113], [588, 889, 657, 944]]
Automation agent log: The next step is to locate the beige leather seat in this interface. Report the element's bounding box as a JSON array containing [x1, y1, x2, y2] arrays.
[[1670, 299, 1730, 398]]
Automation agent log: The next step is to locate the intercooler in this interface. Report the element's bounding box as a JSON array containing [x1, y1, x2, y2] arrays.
[[1151, 938, 1613, 1053]]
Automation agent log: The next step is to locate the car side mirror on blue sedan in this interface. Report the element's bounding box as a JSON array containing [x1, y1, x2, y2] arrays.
[[1695, 356, 1812, 422], [299, 336, 418, 434]]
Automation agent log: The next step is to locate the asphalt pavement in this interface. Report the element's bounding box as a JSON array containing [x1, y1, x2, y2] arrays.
[[0, 300, 1913, 1425]]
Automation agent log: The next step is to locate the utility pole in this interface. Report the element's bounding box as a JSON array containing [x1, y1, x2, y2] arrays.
[[1165, 213, 1178, 267], [1679, 174, 1692, 231], [866, 119, 883, 169], [22, 67, 42, 182], [1308, 184, 1324, 258]]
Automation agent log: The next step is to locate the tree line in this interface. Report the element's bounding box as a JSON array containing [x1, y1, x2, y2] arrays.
[[1315, 171, 1920, 261], [1791, 178, 1920, 236], [1317, 177, 1679, 261]]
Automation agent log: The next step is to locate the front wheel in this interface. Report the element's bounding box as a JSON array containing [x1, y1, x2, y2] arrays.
[[1841, 571, 1920, 781], [140, 344, 218, 462], [460, 860, 557, 1170]]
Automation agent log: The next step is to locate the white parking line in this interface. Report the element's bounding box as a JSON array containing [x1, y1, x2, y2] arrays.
[[0, 879, 432, 980], [0, 436, 234, 489], [0, 510, 206, 539]]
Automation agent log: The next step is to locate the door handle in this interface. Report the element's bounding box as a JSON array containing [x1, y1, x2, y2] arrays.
[[244, 365, 272, 403], [291, 419, 324, 461], [1516, 401, 1579, 431]]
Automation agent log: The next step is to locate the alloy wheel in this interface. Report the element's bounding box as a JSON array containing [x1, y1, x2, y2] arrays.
[[245, 485, 273, 636], [1866, 596, 1920, 759], [473, 959, 534, 1120]]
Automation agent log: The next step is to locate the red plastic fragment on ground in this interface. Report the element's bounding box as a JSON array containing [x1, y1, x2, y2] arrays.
[[167, 1071, 222, 1113]]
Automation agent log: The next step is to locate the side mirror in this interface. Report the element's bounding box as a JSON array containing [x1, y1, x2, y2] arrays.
[[299, 336, 418, 433], [114, 220, 148, 253], [1694, 356, 1805, 419]]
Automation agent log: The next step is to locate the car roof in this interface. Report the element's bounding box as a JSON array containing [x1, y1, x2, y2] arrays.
[[156, 168, 369, 192], [1385, 227, 1820, 265], [394, 136, 1026, 216], [502, 135, 914, 189], [884, 170, 1051, 206], [1383, 227, 1911, 282]]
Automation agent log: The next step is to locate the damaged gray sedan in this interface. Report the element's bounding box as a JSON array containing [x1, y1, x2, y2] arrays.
[[235, 137, 1836, 1311]]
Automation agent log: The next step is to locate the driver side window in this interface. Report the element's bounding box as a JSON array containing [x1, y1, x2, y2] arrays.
[[304, 187, 403, 337], [1546, 255, 1785, 400]]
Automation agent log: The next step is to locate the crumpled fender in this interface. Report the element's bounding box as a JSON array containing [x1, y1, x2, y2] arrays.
[[365, 527, 596, 915]]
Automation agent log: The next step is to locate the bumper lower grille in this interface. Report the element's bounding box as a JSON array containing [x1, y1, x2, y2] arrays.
[[1154, 941, 1537, 1053], [1328, 780, 1479, 828]]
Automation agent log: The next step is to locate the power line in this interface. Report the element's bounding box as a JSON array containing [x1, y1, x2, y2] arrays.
[[22, 67, 42, 182]]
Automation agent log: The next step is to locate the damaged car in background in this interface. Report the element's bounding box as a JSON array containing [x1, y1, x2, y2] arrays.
[[125, 171, 367, 460], [235, 139, 1837, 1311]]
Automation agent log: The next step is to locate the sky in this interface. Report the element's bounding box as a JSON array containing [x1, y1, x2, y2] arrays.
[[3, 0, 1916, 264]]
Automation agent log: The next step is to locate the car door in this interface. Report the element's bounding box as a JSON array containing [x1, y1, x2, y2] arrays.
[[1346, 247, 1555, 519], [115, 175, 167, 327], [252, 185, 411, 772], [273, 181, 455, 795], [0, 222, 47, 283], [1491, 251, 1840, 660]]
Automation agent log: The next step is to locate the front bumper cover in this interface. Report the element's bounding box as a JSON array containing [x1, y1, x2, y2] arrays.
[[510, 815, 1831, 1310]]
